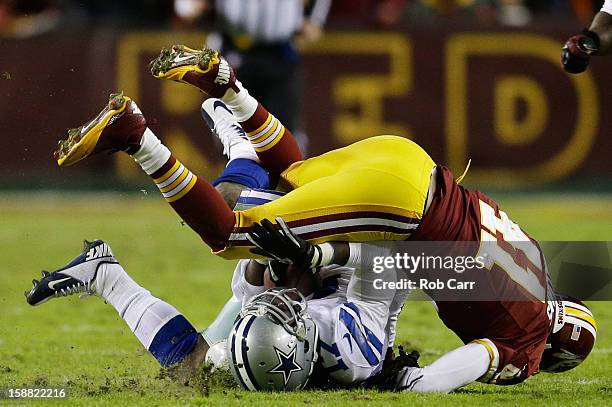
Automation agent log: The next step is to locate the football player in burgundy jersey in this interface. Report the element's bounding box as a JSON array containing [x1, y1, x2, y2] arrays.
[[248, 166, 598, 392]]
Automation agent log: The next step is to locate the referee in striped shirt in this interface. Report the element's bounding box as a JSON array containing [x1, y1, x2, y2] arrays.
[[205, 0, 332, 151]]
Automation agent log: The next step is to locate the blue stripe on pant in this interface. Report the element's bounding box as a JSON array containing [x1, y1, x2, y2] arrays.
[[148, 315, 199, 367]]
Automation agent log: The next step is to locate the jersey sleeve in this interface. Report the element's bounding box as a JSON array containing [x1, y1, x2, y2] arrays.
[[231, 259, 266, 306], [602, 0, 612, 15]]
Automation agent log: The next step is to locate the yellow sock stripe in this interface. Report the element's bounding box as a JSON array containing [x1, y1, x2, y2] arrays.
[[158, 167, 189, 193], [162, 171, 193, 199], [254, 126, 285, 152], [473, 339, 495, 365], [154, 160, 181, 184], [566, 307, 598, 330], [250, 118, 280, 144], [248, 113, 273, 137], [166, 174, 197, 203], [471, 338, 500, 383]]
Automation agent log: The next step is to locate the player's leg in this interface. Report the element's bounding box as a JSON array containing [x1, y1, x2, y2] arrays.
[[134, 135, 234, 251], [54, 97, 434, 260], [395, 342, 492, 393], [326, 252, 400, 385], [151, 45, 303, 177], [54, 93, 269, 252], [25, 240, 210, 374], [149, 46, 440, 238], [202, 98, 273, 208]]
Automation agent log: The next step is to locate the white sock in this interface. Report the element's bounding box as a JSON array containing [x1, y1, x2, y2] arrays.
[[132, 128, 172, 175], [222, 80, 258, 122], [96, 263, 180, 349], [398, 343, 490, 393]]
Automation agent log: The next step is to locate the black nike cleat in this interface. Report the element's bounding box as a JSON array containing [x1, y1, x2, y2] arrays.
[[25, 240, 118, 306]]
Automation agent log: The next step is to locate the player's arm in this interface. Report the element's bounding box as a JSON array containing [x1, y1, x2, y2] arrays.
[[246, 217, 355, 271], [231, 259, 268, 305], [590, 9, 612, 54], [562, 1, 612, 73]]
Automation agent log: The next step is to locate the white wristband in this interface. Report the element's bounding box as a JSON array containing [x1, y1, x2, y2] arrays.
[[313, 242, 335, 268]]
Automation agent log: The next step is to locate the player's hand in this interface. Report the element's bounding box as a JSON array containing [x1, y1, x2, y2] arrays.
[[364, 346, 420, 390], [246, 218, 321, 271], [562, 32, 599, 74], [395, 345, 420, 369]]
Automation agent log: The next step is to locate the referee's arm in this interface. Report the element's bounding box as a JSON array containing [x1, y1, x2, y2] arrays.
[[306, 0, 332, 27], [299, 0, 331, 45]]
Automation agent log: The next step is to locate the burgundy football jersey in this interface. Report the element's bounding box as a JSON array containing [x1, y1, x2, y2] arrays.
[[412, 166, 555, 384]]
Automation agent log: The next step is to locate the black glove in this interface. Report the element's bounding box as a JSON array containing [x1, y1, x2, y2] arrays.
[[246, 217, 324, 271], [562, 30, 600, 74], [394, 345, 420, 369], [362, 346, 420, 390]]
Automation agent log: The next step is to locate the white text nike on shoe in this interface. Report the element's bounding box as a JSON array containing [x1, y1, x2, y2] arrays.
[[25, 240, 118, 306]]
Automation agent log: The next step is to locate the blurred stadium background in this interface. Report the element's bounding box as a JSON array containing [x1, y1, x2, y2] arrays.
[[1, 1, 611, 403], [1, 0, 611, 192]]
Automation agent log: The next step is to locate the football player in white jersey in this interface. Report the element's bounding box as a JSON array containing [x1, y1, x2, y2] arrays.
[[562, 0, 612, 73], [25, 238, 410, 390]]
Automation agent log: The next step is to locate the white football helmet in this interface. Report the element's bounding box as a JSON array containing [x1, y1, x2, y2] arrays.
[[227, 288, 319, 390]]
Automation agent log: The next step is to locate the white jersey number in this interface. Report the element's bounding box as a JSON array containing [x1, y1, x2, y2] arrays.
[[477, 199, 545, 300]]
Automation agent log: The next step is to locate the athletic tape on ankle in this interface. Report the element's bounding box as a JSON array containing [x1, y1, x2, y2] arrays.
[[223, 81, 258, 122], [316, 243, 335, 268], [133, 128, 172, 175]]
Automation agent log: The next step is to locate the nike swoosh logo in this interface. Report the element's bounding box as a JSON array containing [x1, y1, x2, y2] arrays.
[[173, 54, 195, 64], [48, 277, 72, 290], [213, 100, 232, 115], [343, 333, 353, 353]]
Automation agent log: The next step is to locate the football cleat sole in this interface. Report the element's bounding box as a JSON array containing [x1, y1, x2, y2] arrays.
[[150, 45, 219, 84], [54, 92, 130, 167]]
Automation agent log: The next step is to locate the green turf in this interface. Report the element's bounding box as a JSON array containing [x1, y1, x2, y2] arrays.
[[0, 192, 610, 406]]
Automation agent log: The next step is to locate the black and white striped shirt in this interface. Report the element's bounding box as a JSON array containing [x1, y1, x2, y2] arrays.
[[215, 0, 331, 43]]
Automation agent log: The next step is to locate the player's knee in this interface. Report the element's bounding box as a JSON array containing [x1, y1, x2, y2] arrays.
[[149, 316, 200, 368], [215, 182, 248, 208]]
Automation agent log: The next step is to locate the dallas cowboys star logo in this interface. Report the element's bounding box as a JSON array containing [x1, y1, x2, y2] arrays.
[[268, 346, 303, 385]]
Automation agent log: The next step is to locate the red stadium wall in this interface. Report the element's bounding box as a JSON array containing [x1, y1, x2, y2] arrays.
[[1, 27, 610, 189]]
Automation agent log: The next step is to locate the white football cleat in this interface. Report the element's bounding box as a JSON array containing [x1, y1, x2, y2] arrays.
[[201, 98, 258, 163]]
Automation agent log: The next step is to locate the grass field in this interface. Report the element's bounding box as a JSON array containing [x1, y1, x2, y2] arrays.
[[0, 192, 611, 406]]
